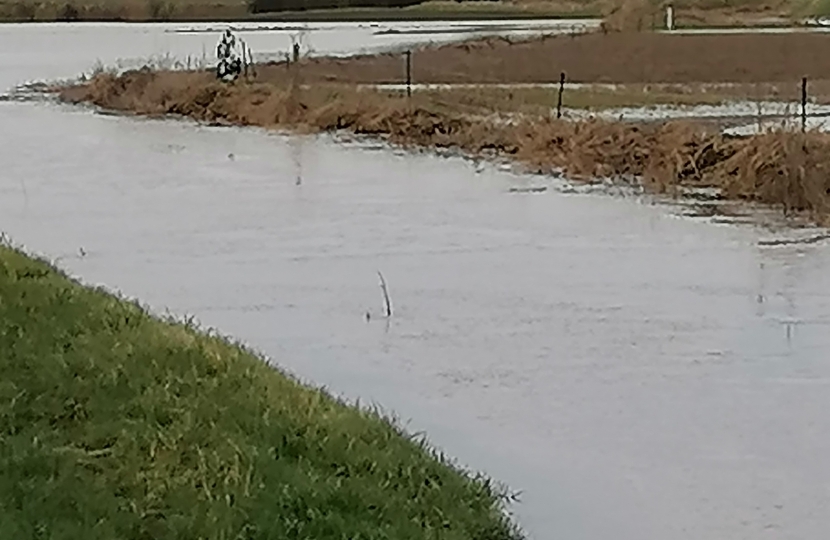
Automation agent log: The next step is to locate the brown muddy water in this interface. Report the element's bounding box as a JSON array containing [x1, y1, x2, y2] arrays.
[[3, 23, 830, 540]]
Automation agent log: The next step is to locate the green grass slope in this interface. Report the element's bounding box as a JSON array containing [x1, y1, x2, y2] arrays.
[[0, 244, 521, 540]]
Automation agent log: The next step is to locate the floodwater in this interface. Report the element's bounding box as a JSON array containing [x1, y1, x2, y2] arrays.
[[362, 83, 830, 134], [566, 101, 830, 135], [0, 19, 597, 86], [3, 23, 830, 540]]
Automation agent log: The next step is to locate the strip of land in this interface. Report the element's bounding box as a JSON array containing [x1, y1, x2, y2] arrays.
[[59, 66, 830, 222], [0, 0, 825, 25], [0, 0, 585, 23], [50, 30, 830, 224], [0, 243, 521, 539]]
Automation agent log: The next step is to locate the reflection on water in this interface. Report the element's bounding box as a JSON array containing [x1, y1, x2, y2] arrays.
[[290, 132, 305, 186], [2, 22, 830, 540]]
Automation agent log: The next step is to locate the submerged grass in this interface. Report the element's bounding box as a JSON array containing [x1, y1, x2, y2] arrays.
[[60, 69, 830, 222], [0, 243, 521, 540], [415, 85, 734, 115]]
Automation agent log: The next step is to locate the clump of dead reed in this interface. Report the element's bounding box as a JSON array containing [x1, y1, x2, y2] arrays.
[[60, 69, 830, 221], [599, 0, 796, 31], [601, 0, 661, 32]]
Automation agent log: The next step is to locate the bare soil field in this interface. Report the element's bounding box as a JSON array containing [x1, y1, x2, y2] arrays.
[[268, 32, 830, 86]]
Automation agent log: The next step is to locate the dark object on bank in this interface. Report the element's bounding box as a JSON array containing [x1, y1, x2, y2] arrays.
[[405, 50, 412, 98], [508, 186, 548, 193], [217, 29, 242, 82]]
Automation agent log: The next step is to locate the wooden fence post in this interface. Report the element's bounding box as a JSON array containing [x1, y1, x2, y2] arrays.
[[405, 50, 412, 98], [557, 72, 566, 119]]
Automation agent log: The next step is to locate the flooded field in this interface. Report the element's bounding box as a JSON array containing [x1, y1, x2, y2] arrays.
[[570, 100, 830, 134], [0, 19, 597, 89], [3, 22, 830, 540], [359, 83, 830, 133]]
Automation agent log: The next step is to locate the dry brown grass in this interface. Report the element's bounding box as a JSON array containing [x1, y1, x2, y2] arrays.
[[60, 69, 830, 222], [600, 0, 658, 32], [515, 0, 801, 26], [599, 0, 798, 30]]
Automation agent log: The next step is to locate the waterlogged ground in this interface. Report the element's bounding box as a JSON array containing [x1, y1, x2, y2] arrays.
[[568, 100, 830, 134], [0, 19, 597, 88], [3, 23, 830, 540], [368, 84, 830, 133]]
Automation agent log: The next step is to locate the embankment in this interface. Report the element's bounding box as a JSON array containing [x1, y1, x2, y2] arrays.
[[0, 0, 814, 24], [0, 243, 521, 539], [61, 70, 830, 221]]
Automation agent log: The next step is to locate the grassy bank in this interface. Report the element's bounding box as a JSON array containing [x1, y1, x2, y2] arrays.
[[59, 70, 830, 221], [0, 243, 521, 539]]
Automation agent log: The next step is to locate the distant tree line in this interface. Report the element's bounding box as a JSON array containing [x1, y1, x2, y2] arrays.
[[250, 0, 426, 13]]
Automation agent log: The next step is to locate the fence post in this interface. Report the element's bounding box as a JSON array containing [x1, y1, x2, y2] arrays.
[[802, 77, 808, 133], [241, 41, 248, 80], [557, 71, 566, 119], [405, 50, 412, 98]]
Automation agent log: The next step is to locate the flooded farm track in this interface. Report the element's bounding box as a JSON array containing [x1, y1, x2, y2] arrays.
[[3, 22, 830, 540]]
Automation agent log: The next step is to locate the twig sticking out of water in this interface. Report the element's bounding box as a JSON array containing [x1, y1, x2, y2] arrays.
[[248, 45, 257, 80], [377, 271, 392, 318], [758, 232, 830, 246]]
